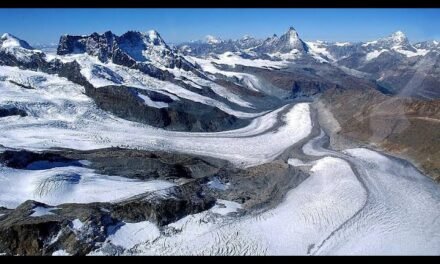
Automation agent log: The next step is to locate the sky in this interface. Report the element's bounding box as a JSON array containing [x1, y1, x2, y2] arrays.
[[0, 8, 439, 45]]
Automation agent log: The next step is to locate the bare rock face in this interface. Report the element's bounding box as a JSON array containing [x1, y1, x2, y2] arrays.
[[209, 161, 308, 211], [0, 201, 66, 255], [0, 106, 27, 118], [111, 180, 216, 226], [88, 85, 247, 132], [57, 30, 195, 70], [0, 150, 75, 169], [320, 87, 440, 182]]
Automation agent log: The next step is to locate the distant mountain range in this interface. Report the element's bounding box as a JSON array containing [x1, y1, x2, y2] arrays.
[[179, 27, 440, 99]]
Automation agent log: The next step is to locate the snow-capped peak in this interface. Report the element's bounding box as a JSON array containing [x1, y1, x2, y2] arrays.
[[335, 42, 351, 47], [285, 27, 301, 46], [275, 26, 308, 53], [389, 30, 407, 43], [142, 30, 166, 46], [0, 33, 33, 50], [147, 30, 160, 41], [241, 35, 252, 41], [205, 35, 222, 45]]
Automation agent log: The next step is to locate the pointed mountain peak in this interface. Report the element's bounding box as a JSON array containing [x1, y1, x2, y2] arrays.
[[286, 27, 300, 37], [282, 26, 301, 45], [145, 29, 166, 45], [103, 30, 114, 36], [0, 33, 33, 50], [287, 26, 297, 33], [278, 26, 306, 51]]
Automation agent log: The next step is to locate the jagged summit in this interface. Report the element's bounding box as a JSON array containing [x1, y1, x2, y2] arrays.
[[254, 26, 308, 54], [55, 29, 193, 68]]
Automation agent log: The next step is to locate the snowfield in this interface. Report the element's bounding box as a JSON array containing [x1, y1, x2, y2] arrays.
[[30, 206, 59, 217], [106, 221, 161, 249], [0, 164, 175, 208]]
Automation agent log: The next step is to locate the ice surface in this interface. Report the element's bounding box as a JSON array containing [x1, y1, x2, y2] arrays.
[[287, 158, 308, 166], [326, 148, 440, 255], [210, 200, 242, 216], [335, 42, 351, 47], [30, 206, 59, 217], [72, 219, 84, 230], [204, 52, 289, 69], [137, 93, 169, 108], [365, 49, 388, 61], [306, 41, 336, 62], [0, 165, 175, 208], [393, 47, 429, 57], [106, 221, 161, 249], [52, 249, 70, 256], [207, 178, 229, 191]]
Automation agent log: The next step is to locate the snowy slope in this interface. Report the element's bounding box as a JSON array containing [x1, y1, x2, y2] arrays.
[[57, 54, 258, 114], [0, 33, 43, 63], [0, 65, 312, 167]]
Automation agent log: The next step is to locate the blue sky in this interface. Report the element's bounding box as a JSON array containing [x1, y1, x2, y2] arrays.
[[1, 8, 439, 45]]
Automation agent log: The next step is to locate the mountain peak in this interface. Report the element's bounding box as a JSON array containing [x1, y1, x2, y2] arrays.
[[389, 30, 408, 43], [0, 33, 33, 50], [284, 26, 301, 45], [287, 26, 297, 33], [147, 30, 160, 39], [241, 35, 253, 40], [276, 26, 307, 52], [205, 35, 222, 44]]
